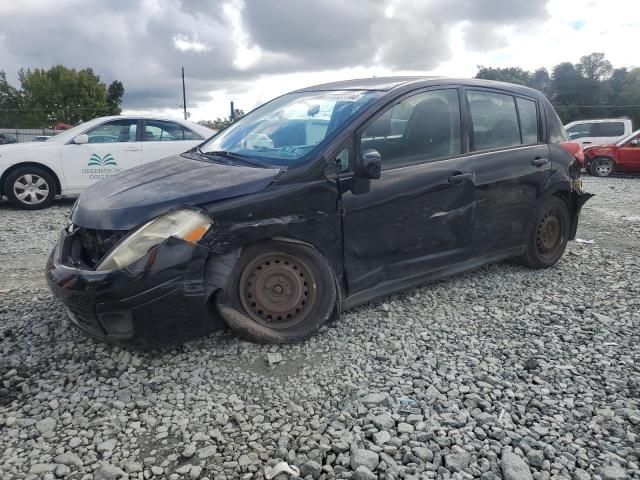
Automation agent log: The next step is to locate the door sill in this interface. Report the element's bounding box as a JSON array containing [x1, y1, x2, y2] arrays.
[[342, 245, 525, 311]]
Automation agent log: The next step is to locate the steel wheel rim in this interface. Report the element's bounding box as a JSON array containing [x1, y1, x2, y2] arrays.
[[536, 210, 562, 257], [595, 158, 613, 176], [13, 174, 49, 205], [239, 253, 317, 329]]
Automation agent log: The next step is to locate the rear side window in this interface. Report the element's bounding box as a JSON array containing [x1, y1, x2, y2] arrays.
[[184, 128, 204, 140], [143, 120, 203, 141], [467, 91, 521, 150], [516, 98, 539, 144], [592, 122, 625, 137], [361, 89, 461, 166]]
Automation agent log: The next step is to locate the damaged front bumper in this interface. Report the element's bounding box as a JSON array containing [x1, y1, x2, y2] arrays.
[[46, 230, 223, 347]]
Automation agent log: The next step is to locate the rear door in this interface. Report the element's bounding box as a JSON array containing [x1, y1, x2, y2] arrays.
[[465, 89, 550, 254], [60, 118, 141, 191], [342, 88, 476, 293], [141, 120, 205, 164]]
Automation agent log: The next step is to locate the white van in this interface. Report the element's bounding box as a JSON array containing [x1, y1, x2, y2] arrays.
[[564, 118, 632, 147]]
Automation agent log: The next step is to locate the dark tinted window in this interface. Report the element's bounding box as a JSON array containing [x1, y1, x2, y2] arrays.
[[183, 128, 203, 140], [517, 97, 539, 144], [361, 89, 461, 166], [592, 122, 625, 137], [144, 120, 185, 141], [468, 91, 521, 150]]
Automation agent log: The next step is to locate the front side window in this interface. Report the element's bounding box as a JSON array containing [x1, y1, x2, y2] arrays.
[[199, 90, 383, 167], [592, 122, 625, 137], [516, 97, 539, 144], [360, 89, 461, 167], [85, 119, 138, 143], [566, 123, 592, 140], [467, 91, 521, 150]]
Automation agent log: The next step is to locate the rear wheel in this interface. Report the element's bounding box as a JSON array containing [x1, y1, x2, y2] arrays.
[[216, 240, 337, 343], [4, 166, 56, 209], [589, 156, 614, 177], [520, 197, 570, 269]]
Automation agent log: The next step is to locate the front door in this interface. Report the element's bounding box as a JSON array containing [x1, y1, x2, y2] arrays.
[[61, 118, 141, 191], [617, 134, 640, 171], [342, 88, 476, 294], [464, 90, 551, 254]]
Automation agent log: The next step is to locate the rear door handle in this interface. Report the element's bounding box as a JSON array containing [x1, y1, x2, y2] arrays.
[[124, 147, 140, 152], [448, 172, 472, 184], [531, 158, 549, 167]]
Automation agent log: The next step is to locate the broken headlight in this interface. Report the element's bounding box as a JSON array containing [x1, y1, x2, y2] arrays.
[[96, 209, 212, 271]]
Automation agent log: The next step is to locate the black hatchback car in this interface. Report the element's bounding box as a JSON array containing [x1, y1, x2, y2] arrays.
[[47, 77, 591, 346]]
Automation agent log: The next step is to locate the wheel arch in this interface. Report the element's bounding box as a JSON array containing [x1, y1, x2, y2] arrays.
[[0, 162, 62, 196], [203, 235, 343, 310]]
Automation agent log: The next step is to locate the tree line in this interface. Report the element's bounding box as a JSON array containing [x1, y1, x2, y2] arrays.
[[475, 52, 640, 127], [0, 65, 124, 128]]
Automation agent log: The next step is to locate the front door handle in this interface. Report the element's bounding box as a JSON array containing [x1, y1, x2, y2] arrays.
[[531, 157, 549, 167], [124, 147, 140, 152], [448, 172, 472, 184]]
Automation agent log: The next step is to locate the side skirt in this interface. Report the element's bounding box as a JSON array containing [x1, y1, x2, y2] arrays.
[[342, 245, 525, 311]]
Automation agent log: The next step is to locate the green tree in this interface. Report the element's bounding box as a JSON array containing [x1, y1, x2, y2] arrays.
[[18, 65, 125, 127], [106, 80, 124, 115], [199, 109, 246, 131], [0, 70, 20, 127], [577, 52, 613, 81], [475, 66, 531, 86]]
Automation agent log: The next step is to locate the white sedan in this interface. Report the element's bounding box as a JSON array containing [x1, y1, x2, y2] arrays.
[[0, 115, 216, 209]]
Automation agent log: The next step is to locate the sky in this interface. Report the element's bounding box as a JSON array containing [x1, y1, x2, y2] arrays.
[[0, 0, 637, 122]]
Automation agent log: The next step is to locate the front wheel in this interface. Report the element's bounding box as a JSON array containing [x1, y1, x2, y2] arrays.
[[589, 156, 614, 177], [520, 197, 570, 269], [4, 166, 56, 209], [216, 240, 337, 343]]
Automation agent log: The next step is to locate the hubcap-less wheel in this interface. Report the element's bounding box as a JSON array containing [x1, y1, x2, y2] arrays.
[[536, 211, 561, 258], [13, 174, 50, 205], [239, 253, 317, 329], [594, 158, 613, 177]]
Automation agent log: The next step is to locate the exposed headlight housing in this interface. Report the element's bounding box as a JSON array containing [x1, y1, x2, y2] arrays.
[[96, 209, 212, 271]]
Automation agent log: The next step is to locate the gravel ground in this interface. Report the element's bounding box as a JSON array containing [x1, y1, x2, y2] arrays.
[[0, 177, 639, 480]]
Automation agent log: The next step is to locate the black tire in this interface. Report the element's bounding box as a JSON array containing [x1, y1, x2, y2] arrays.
[[589, 156, 614, 177], [4, 166, 56, 209], [520, 196, 570, 269], [216, 240, 337, 343]]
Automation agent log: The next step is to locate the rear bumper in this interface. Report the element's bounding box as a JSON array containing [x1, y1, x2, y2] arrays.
[[46, 231, 223, 347]]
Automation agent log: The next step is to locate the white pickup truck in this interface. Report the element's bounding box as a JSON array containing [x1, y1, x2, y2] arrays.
[[564, 118, 633, 147]]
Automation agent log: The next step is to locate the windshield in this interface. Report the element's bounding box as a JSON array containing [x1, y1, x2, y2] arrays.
[[200, 90, 382, 167], [616, 129, 640, 146]]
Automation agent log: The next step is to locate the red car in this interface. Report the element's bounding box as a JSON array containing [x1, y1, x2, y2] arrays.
[[585, 129, 640, 176]]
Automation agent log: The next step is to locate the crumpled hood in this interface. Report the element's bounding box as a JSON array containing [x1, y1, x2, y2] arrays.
[[71, 155, 280, 230]]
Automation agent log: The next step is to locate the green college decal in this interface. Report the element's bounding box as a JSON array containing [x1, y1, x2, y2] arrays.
[[88, 153, 117, 167]]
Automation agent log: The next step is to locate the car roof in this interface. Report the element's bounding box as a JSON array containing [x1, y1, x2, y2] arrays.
[[565, 118, 631, 125], [294, 76, 544, 97]]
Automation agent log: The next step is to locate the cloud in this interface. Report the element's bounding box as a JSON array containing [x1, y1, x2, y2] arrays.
[[0, 0, 566, 114]]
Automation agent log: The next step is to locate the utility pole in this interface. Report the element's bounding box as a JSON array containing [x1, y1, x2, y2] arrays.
[[182, 67, 187, 120], [230, 101, 235, 122]]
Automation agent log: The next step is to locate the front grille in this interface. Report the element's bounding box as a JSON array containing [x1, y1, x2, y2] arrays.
[[78, 228, 127, 268]]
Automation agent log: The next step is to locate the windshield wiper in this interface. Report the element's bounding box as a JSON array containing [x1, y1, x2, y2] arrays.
[[198, 149, 268, 169]]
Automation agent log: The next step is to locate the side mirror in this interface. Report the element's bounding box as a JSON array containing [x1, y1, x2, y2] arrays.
[[357, 149, 381, 179], [73, 134, 89, 144], [631, 139, 639, 147]]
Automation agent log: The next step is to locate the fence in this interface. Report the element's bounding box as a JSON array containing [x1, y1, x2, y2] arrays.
[[0, 128, 63, 143]]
